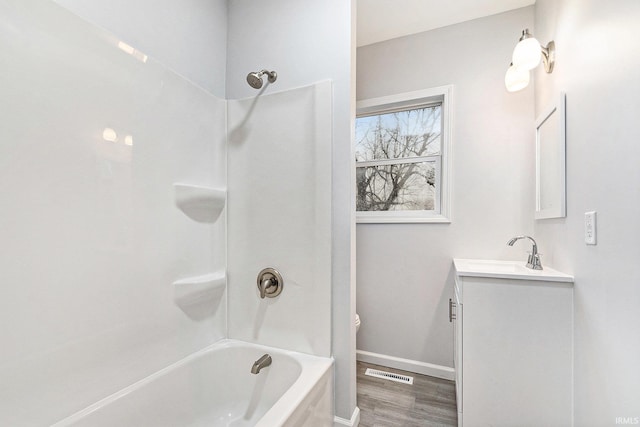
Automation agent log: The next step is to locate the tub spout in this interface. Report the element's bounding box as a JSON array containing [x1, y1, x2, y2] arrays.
[[251, 354, 272, 374]]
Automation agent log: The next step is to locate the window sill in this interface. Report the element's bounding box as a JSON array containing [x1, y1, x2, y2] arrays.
[[356, 214, 451, 224]]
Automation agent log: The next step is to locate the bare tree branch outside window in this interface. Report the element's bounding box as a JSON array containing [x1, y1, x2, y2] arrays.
[[355, 105, 442, 212]]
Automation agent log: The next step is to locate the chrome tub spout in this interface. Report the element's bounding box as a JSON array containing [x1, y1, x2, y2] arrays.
[[251, 354, 272, 374]]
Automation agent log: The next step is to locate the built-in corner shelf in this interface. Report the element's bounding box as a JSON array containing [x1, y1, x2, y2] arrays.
[[174, 183, 226, 223], [173, 271, 226, 308]]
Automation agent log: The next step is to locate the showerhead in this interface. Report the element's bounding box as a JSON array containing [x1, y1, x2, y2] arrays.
[[246, 69, 277, 89], [246, 72, 263, 89]]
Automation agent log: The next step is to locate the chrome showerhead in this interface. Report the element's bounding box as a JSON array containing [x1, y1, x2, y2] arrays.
[[246, 69, 277, 89], [246, 72, 263, 89]]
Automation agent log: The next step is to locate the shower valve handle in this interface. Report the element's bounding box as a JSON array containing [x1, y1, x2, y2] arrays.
[[257, 268, 283, 299]]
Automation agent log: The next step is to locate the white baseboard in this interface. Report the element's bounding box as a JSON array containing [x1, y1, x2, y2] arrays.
[[334, 406, 360, 427], [356, 350, 455, 381]]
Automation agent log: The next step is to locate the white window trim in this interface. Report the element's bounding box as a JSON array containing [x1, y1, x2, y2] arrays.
[[356, 85, 453, 224]]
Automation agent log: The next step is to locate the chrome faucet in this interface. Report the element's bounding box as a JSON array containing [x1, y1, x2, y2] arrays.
[[507, 235, 543, 270], [251, 354, 272, 374]]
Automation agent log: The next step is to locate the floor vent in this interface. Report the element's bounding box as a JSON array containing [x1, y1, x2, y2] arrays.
[[364, 368, 414, 385]]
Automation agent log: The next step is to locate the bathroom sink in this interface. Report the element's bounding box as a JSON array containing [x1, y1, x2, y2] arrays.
[[453, 259, 573, 282]]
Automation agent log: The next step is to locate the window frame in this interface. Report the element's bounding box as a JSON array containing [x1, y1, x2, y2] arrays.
[[355, 85, 453, 224]]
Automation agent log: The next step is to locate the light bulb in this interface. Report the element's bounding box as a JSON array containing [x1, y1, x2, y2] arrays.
[[504, 64, 530, 92], [512, 36, 541, 70]]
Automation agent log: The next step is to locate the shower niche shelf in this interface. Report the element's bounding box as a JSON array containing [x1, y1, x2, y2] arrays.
[[174, 183, 226, 223], [173, 271, 226, 309]]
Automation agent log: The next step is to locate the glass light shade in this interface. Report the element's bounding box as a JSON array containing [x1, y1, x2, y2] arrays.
[[505, 64, 530, 92], [512, 37, 542, 70]]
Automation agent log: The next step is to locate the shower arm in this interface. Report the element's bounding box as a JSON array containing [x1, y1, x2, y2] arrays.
[[257, 69, 277, 83]]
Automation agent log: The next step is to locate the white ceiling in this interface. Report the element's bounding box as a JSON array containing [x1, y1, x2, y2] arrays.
[[357, 0, 535, 47]]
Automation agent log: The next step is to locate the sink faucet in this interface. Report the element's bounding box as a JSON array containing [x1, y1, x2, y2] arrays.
[[507, 235, 543, 270], [251, 354, 272, 374]]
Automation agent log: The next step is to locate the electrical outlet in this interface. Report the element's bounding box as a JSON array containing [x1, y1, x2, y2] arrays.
[[585, 211, 597, 245]]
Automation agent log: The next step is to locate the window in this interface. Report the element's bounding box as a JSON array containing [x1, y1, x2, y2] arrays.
[[355, 85, 453, 223]]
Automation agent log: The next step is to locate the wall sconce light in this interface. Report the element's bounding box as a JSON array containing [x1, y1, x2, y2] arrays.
[[504, 62, 530, 92], [505, 29, 555, 92]]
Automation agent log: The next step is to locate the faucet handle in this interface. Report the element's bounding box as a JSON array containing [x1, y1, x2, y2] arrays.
[[526, 252, 543, 270], [256, 268, 284, 299], [259, 278, 271, 298]]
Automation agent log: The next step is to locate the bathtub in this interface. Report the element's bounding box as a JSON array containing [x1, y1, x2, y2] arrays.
[[52, 340, 334, 427]]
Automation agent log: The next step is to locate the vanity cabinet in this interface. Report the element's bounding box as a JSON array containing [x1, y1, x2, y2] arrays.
[[453, 259, 574, 427], [452, 286, 463, 422]]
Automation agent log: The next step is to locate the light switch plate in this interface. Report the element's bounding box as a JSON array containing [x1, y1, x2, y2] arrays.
[[585, 211, 597, 245]]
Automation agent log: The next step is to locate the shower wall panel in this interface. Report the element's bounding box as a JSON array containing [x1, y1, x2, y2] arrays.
[[0, 0, 226, 424], [52, 0, 228, 97], [227, 82, 332, 357]]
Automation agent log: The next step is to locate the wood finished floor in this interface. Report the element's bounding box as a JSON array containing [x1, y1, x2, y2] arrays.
[[357, 362, 458, 427]]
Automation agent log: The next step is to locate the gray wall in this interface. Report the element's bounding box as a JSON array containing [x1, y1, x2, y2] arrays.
[[533, 0, 640, 424], [356, 7, 535, 370]]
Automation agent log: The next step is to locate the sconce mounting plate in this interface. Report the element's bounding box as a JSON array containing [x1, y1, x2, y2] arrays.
[[542, 40, 555, 73]]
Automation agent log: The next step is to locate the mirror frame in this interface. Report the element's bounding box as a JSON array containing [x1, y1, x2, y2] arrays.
[[535, 93, 566, 219]]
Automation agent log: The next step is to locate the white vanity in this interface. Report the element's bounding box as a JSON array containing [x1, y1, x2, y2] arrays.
[[452, 259, 574, 427]]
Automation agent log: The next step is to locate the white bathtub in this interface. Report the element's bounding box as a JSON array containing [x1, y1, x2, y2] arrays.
[[52, 340, 334, 427]]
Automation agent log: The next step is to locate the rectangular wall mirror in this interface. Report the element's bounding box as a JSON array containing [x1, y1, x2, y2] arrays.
[[535, 93, 566, 219]]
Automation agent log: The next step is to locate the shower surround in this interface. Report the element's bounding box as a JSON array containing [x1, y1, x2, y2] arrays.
[[0, 0, 334, 425], [227, 82, 332, 357]]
